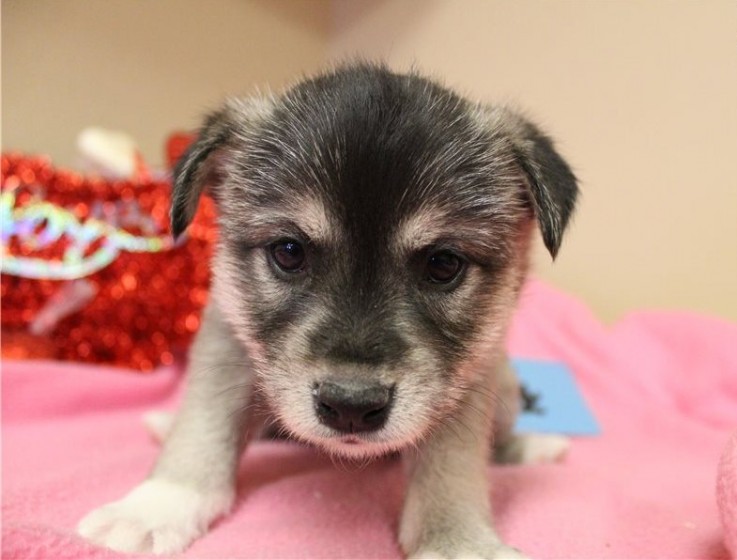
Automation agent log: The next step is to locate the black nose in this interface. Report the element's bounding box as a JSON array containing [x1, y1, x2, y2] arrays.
[[313, 381, 394, 433]]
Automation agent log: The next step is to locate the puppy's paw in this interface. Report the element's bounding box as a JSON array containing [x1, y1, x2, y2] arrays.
[[142, 410, 175, 443], [401, 519, 529, 560], [495, 433, 570, 465], [77, 479, 233, 555], [408, 539, 529, 559]]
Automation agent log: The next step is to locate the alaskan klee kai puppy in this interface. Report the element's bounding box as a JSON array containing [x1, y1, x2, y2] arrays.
[[78, 63, 577, 559]]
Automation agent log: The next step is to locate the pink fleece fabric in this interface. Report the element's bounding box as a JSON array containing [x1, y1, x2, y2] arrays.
[[3, 280, 736, 559], [718, 430, 737, 556]]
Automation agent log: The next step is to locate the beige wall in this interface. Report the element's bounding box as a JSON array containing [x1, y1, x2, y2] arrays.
[[4, 1, 736, 323], [2, 0, 329, 167]]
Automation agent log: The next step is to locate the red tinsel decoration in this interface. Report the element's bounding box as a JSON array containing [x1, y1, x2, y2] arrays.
[[1, 147, 215, 372]]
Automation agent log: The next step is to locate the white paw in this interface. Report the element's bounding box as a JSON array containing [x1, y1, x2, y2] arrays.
[[77, 479, 233, 555], [409, 541, 529, 559], [401, 518, 530, 560], [496, 433, 570, 465], [142, 410, 175, 443], [515, 433, 570, 464]]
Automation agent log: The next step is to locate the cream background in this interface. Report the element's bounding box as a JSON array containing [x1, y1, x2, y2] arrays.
[[3, 0, 736, 323]]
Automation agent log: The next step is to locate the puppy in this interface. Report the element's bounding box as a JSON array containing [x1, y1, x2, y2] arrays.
[[78, 63, 577, 558]]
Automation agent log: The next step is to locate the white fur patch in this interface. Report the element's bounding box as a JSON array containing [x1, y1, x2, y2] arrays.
[[395, 207, 450, 253], [293, 196, 335, 243], [77, 479, 233, 555]]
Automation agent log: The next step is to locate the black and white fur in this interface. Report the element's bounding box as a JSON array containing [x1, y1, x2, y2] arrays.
[[78, 63, 577, 558]]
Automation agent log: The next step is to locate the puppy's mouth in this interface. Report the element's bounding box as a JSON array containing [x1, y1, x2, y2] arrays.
[[312, 429, 406, 459]]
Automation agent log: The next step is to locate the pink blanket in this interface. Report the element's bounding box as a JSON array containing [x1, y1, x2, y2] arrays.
[[3, 280, 736, 559]]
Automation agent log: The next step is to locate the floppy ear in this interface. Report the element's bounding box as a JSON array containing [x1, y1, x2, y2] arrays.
[[486, 107, 579, 259], [171, 107, 232, 239], [170, 98, 272, 239]]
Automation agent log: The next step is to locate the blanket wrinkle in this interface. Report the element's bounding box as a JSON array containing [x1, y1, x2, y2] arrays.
[[3, 279, 736, 559]]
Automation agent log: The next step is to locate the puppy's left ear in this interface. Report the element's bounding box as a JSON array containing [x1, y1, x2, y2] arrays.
[[171, 97, 272, 239], [483, 107, 579, 259]]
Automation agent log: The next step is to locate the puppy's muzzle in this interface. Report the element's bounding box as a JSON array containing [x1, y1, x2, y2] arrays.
[[313, 380, 394, 434]]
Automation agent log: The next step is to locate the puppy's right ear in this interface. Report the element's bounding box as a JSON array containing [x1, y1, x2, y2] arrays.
[[171, 98, 272, 239], [480, 106, 579, 259]]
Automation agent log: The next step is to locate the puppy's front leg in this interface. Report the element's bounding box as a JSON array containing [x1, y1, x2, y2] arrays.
[[399, 359, 527, 560], [77, 302, 254, 555]]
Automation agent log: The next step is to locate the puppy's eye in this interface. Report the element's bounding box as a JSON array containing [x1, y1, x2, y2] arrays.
[[425, 250, 465, 285], [269, 239, 306, 273]]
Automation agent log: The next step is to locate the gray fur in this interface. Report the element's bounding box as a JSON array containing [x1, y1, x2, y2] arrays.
[[78, 63, 578, 558]]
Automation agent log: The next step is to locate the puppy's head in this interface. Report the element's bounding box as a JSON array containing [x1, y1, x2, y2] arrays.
[[172, 64, 578, 459]]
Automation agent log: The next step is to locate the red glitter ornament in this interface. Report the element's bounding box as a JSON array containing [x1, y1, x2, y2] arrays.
[[1, 147, 216, 372]]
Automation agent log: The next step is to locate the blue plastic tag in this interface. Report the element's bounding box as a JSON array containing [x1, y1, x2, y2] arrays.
[[512, 359, 600, 435]]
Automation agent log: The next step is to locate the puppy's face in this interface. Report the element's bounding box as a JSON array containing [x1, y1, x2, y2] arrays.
[[172, 65, 577, 459]]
